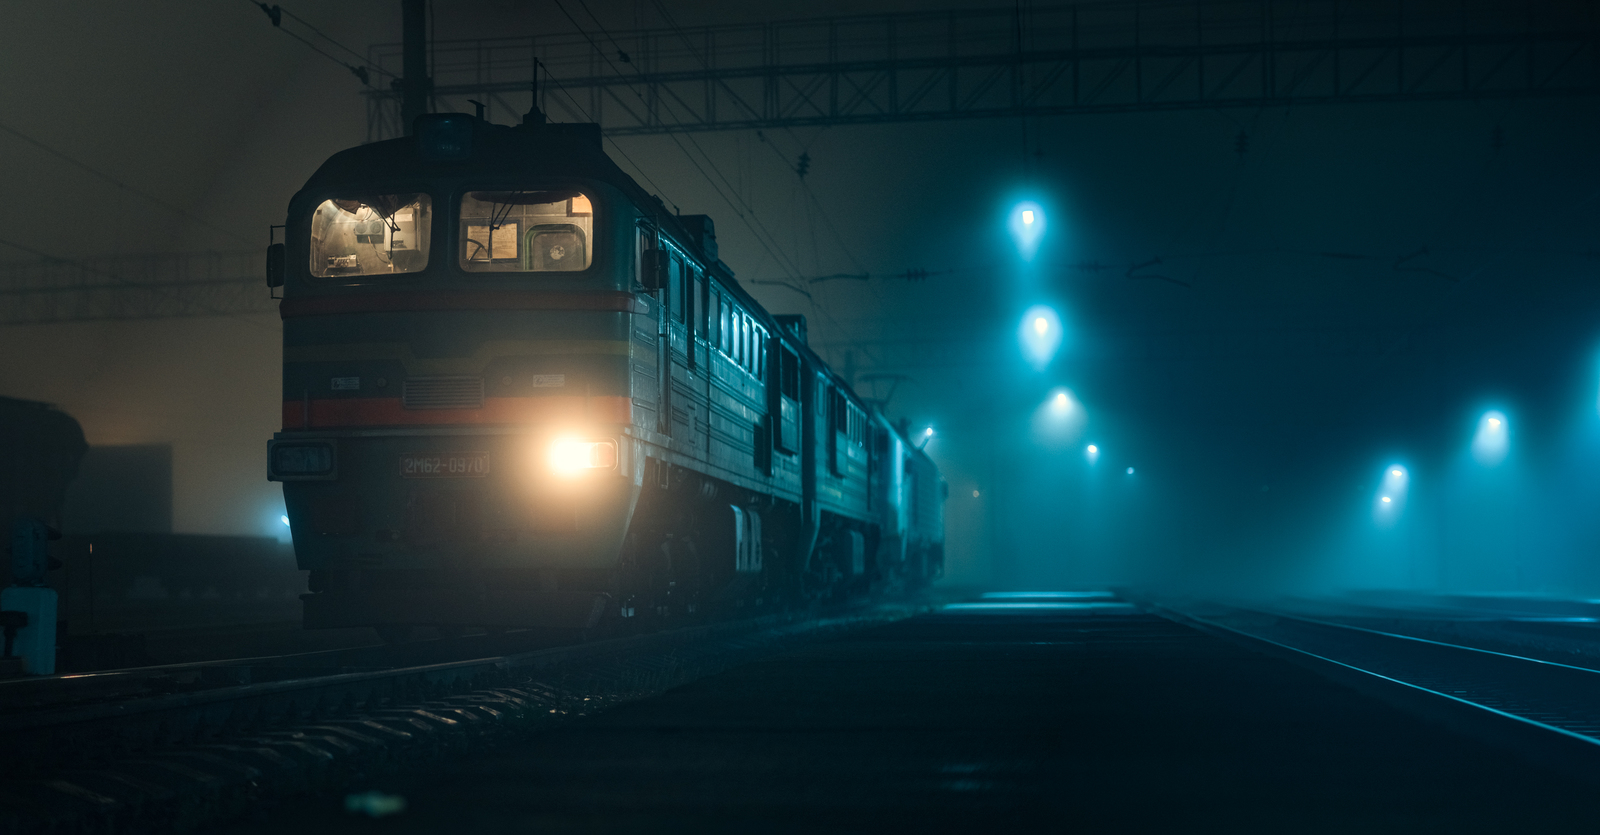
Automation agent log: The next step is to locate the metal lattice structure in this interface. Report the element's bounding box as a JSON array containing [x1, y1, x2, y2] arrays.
[[0, 251, 274, 326], [365, 0, 1600, 140]]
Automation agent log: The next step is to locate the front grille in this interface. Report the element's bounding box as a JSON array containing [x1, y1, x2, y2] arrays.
[[402, 376, 484, 410]]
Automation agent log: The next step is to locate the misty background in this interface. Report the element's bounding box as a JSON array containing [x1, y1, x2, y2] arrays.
[[2, 0, 1596, 595]]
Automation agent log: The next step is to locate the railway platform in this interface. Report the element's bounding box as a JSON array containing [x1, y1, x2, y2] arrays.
[[211, 594, 1600, 834]]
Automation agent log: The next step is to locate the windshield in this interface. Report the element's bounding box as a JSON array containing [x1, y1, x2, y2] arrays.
[[309, 194, 431, 278], [460, 190, 594, 273]]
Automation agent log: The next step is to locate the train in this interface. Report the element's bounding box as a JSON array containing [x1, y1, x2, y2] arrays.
[[266, 106, 944, 639], [0, 396, 86, 549]]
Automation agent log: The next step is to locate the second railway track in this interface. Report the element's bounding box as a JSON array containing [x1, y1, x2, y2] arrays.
[[1149, 598, 1600, 768]]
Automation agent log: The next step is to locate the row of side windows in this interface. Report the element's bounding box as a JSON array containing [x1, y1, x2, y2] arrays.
[[713, 290, 766, 382], [640, 228, 767, 383]]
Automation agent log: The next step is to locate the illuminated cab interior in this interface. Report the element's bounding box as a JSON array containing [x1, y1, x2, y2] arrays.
[[304, 189, 597, 280], [309, 194, 432, 277], [460, 191, 593, 272]]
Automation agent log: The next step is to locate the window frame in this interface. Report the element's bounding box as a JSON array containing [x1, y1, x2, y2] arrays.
[[453, 184, 602, 277], [668, 255, 685, 322], [719, 294, 732, 354], [304, 188, 438, 284], [778, 345, 800, 401], [693, 271, 706, 335], [708, 288, 721, 349]]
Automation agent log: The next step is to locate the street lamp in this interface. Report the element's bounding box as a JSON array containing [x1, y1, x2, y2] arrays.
[[1472, 411, 1509, 466], [1008, 201, 1047, 261], [1374, 464, 1408, 526], [1019, 304, 1063, 370]]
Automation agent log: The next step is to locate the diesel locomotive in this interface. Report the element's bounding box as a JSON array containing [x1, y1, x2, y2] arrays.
[[266, 109, 944, 637]]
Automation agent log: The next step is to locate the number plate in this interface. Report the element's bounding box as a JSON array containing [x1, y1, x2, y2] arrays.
[[399, 452, 491, 478]]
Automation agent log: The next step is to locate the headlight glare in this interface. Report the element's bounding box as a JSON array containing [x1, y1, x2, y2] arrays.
[[548, 438, 618, 476]]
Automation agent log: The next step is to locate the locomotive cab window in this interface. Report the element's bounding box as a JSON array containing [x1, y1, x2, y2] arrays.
[[310, 194, 432, 278], [460, 190, 594, 272]]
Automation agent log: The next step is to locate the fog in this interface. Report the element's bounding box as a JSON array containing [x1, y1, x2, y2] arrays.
[[1, 0, 1596, 598]]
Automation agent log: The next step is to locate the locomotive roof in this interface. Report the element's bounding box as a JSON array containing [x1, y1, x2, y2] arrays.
[[299, 119, 653, 215]]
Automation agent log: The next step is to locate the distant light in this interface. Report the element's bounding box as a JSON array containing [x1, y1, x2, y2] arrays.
[[1375, 464, 1409, 524], [1087, 444, 1098, 453], [924, 427, 934, 437], [1472, 410, 1510, 466], [982, 591, 1116, 600], [280, 515, 291, 526], [1126, 467, 1135, 475], [1030, 387, 1085, 448], [1008, 201, 1047, 260], [1085, 443, 1099, 464], [1018, 304, 1064, 369], [944, 601, 1135, 612], [1046, 389, 1074, 418]]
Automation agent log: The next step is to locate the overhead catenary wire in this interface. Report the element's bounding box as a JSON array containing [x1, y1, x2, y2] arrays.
[[623, 0, 883, 364], [551, 0, 808, 286], [753, 130, 866, 275], [241, 0, 393, 86], [0, 120, 253, 248], [275, 4, 381, 68], [538, 74, 683, 216], [529, 65, 683, 216], [631, 0, 839, 280]]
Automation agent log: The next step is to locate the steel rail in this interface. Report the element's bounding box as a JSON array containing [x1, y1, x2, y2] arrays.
[[0, 614, 784, 731], [1148, 600, 1600, 755], [0, 628, 556, 714]]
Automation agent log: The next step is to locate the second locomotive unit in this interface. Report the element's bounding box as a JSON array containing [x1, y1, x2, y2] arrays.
[[267, 109, 944, 636]]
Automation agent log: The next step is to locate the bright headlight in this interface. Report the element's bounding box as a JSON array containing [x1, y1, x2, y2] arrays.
[[549, 438, 618, 476]]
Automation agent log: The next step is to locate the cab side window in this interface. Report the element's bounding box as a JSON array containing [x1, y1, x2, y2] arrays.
[[693, 272, 705, 334], [708, 289, 721, 349], [668, 257, 684, 322], [719, 294, 731, 354], [755, 324, 767, 382]]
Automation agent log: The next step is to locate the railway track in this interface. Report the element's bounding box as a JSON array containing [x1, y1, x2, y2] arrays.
[[0, 601, 926, 833], [1149, 599, 1600, 771], [0, 625, 584, 716]]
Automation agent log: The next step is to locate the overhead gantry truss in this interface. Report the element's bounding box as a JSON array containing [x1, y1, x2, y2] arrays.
[[0, 251, 273, 326], [365, 0, 1600, 140], [13, 2, 1599, 326]]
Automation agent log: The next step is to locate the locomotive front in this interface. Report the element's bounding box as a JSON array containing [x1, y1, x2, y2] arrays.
[[268, 116, 649, 634]]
